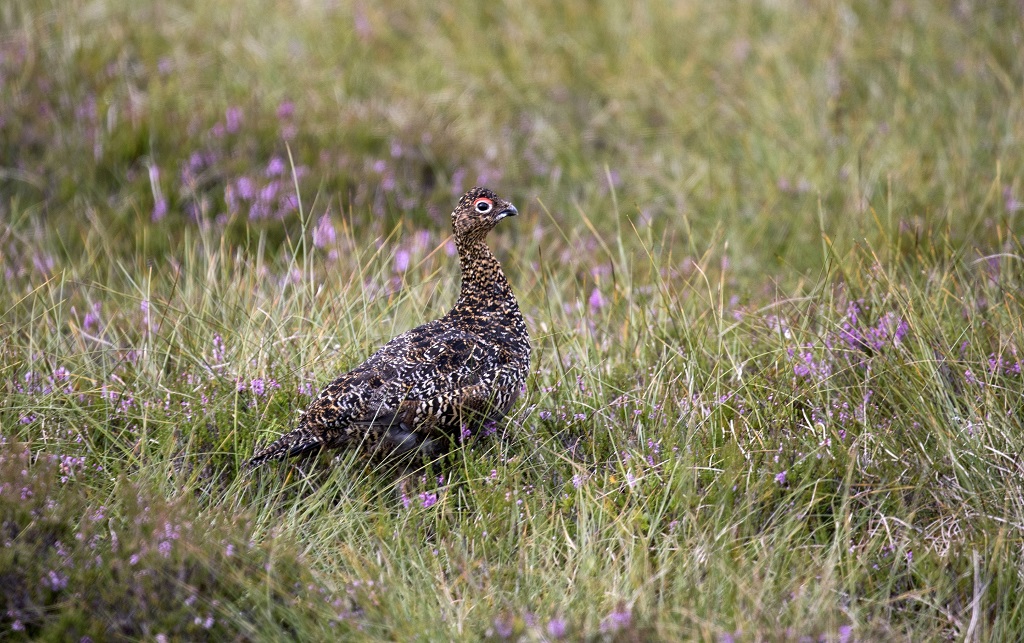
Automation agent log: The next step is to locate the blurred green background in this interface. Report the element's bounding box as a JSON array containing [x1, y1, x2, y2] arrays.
[[4, 0, 1020, 278]]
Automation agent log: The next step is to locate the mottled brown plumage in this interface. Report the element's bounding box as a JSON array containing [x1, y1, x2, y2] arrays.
[[246, 187, 531, 469]]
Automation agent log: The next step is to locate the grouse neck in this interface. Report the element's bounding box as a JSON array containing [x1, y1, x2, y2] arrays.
[[454, 239, 515, 306]]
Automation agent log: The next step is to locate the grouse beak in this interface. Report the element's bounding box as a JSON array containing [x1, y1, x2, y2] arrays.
[[495, 204, 518, 221]]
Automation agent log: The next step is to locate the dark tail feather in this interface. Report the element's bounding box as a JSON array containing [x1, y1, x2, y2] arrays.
[[246, 429, 324, 470]]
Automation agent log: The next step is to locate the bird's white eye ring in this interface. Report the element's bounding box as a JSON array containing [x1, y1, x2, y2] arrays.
[[474, 199, 493, 213]]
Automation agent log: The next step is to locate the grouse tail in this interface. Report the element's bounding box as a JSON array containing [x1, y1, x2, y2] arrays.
[[246, 428, 325, 470]]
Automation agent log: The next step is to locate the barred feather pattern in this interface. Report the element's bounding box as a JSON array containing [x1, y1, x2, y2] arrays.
[[246, 187, 531, 470]]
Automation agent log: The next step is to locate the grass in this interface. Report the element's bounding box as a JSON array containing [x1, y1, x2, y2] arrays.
[[2, 0, 1023, 639]]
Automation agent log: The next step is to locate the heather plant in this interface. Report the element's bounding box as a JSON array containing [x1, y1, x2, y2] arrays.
[[2, 0, 1024, 640], [0, 440, 369, 640]]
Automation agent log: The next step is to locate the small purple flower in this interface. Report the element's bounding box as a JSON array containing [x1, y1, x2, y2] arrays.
[[250, 378, 266, 397], [278, 194, 298, 217], [394, 250, 410, 273], [236, 176, 256, 200], [588, 288, 606, 311], [600, 607, 631, 633], [419, 492, 437, 508], [493, 617, 514, 638], [1004, 187, 1023, 212], [152, 197, 168, 222], [276, 101, 295, 120], [259, 181, 278, 205], [159, 540, 172, 557], [545, 617, 567, 638], [266, 157, 286, 177], [44, 569, 69, 591], [838, 624, 853, 643], [83, 302, 101, 331], [775, 470, 787, 485], [225, 543, 235, 557], [225, 106, 242, 133], [893, 318, 909, 343], [313, 214, 336, 248]]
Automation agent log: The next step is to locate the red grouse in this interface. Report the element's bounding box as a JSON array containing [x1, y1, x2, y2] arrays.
[[247, 187, 531, 469]]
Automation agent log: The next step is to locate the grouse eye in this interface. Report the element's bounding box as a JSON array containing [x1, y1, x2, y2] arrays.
[[474, 199, 493, 213]]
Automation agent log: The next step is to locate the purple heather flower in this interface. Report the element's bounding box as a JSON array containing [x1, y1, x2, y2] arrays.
[[250, 378, 266, 397], [266, 156, 286, 177], [44, 569, 69, 591], [894, 317, 909, 343], [838, 625, 853, 643], [1004, 187, 1023, 212], [236, 176, 256, 200], [212, 334, 226, 363], [419, 492, 437, 508], [152, 197, 168, 222], [280, 193, 299, 215], [600, 607, 632, 633], [225, 106, 242, 133], [493, 617, 514, 638], [159, 540, 172, 557], [83, 302, 101, 331], [259, 181, 278, 204], [394, 250, 410, 273], [313, 214, 336, 248], [588, 288, 605, 310], [277, 101, 294, 120], [775, 470, 787, 485], [964, 369, 981, 387]]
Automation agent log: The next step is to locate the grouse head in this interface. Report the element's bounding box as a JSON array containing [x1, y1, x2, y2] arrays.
[[452, 187, 518, 246]]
